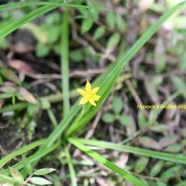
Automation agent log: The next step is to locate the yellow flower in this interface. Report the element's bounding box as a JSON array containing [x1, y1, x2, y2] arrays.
[[77, 80, 101, 106]]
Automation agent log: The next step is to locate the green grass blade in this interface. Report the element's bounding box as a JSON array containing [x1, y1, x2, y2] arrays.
[[61, 9, 70, 116], [0, 102, 28, 113], [0, 139, 45, 169], [76, 138, 186, 164], [68, 138, 145, 186], [65, 2, 186, 136], [65, 146, 77, 186], [0, 1, 104, 11], [39, 2, 186, 148], [1, 141, 59, 175], [0, 5, 57, 39]]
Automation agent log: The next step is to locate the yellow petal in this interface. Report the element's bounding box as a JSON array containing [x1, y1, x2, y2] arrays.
[[80, 97, 88, 104], [93, 95, 100, 101], [91, 87, 99, 94], [86, 80, 91, 92], [77, 88, 86, 96], [89, 99, 96, 106]]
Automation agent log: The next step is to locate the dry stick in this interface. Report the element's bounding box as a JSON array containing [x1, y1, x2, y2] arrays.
[[85, 111, 102, 139], [125, 79, 149, 117]]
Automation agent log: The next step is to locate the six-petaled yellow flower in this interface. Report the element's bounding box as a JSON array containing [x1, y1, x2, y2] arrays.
[[77, 81, 101, 106]]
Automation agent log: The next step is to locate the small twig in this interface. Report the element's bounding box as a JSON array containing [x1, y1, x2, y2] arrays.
[[85, 111, 102, 139], [125, 79, 149, 117]]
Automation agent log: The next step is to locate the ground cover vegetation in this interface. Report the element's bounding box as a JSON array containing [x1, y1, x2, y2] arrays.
[[0, 0, 186, 185]]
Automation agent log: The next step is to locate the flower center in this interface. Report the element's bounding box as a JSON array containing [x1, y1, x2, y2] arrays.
[[86, 91, 94, 100]]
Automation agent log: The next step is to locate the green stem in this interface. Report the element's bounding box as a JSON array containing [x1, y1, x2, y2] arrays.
[[61, 8, 70, 116], [65, 146, 77, 186], [65, 105, 85, 137]]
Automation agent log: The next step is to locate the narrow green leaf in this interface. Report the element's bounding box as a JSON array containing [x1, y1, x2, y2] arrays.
[[0, 1, 104, 11], [0, 140, 44, 169], [22, 155, 33, 176], [66, 2, 186, 137], [30, 177, 52, 185], [61, 9, 70, 116], [9, 167, 24, 184], [150, 160, 164, 176], [116, 14, 126, 32], [1, 141, 59, 176], [0, 93, 13, 99], [65, 147, 77, 186], [134, 157, 149, 174], [0, 174, 17, 184], [81, 19, 93, 33], [172, 76, 186, 99], [107, 33, 120, 47], [106, 11, 116, 29], [138, 111, 148, 129], [76, 138, 186, 164], [33, 168, 56, 176], [0, 6, 58, 39], [164, 144, 182, 153], [68, 138, 145, 186], [93, 26, 106, 40], [160, 165, 184, 179]]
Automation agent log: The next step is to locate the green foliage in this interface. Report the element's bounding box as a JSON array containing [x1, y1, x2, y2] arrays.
[[150, 160, 164, 176], [102, 96, 132, 126], [1, 155, 55, 185], [30, 177, 52, 185], [107, 33, 121, 48], [93, 26, 106, 40], [160, 165, 184, 179], [172, 76, 186, 99], [9, 167, 24, 184], [0, 38, 8, 49], [0, 1, 186, 186], [22, 155, 33, 176], [33, 168, 56, 176], [69, 50, 84, 63], [81, 19, 93, 34], [134, 157, 149, 174]]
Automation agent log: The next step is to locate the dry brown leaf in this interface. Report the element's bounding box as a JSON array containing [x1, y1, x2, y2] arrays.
[[138, 136, 161, 150], [0, 82, 16, 93], [18, 88, 37, 104], [8, 59, 34, 74], [115, 154, 129, 168], [159, 136, 178, 148]]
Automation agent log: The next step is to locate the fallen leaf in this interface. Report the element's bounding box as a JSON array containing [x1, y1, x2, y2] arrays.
[[8, 59, 34, 74], [0, 82, 16, 93], [115, 154, 129, 168], [159, 136, 178, 148], [18, 88, 37, 104], [138, 136, 161, 150]]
